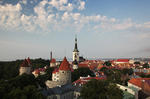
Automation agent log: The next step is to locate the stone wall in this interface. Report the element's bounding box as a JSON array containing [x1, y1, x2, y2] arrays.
[[59, 70, 71, 84], [19, 67, 31, 75], [45, 81, 63, 88]]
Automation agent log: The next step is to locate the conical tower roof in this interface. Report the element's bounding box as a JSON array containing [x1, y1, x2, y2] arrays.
[[20, 59, 29, 67], [59, 57, 71, 71], [27, 57, 31, 65]]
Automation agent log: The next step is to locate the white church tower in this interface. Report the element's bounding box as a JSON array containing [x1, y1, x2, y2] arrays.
[[73, 37, 79, 62]]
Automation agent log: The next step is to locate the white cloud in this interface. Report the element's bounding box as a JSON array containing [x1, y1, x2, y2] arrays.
[[78, 0, 85, 10], [20, 0, 27, 5], [0, 0, 150, 35], [0, 3, 22, 29]]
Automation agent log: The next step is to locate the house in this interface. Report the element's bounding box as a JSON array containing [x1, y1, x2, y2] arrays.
[[19, 57, 32, 75], [128, 78, 150, 99]]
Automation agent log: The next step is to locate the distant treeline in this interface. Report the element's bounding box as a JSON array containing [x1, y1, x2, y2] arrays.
[[0, 58, 50, 80]]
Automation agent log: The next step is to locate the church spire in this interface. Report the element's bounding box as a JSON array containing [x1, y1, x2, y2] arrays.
[[73, 36, 79, 52]]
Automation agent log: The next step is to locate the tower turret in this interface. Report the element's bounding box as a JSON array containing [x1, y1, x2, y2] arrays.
[[58, 57, 71, 84], [19, 57, 32, 75]]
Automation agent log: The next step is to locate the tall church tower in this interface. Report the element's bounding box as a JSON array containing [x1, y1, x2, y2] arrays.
[[73, 37, 79, 62]]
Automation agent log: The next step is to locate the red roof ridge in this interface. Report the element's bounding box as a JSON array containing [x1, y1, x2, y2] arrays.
[[59, 57, 71, 71]]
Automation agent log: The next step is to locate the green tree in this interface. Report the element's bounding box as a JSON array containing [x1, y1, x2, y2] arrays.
[[122, 68, 133, 75], [36, 67, 54, 87], [134, 61, 140, 65], [81, 79, 123, 99], [143, 63, 149, 68], [71, 67, 95, 82], [0, 74, 45, 99], [100, 67, 122, 84], [103, 61, 112, 66]]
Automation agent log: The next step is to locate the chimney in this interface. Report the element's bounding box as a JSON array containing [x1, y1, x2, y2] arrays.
[[50, 51, 52, 60]]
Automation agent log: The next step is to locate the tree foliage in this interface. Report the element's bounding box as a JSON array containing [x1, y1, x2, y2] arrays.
[[143, 63, 149, 68], [103, 61, 112, 66], [0, 58, 49, 80], [0, 74, 45, 99], [35, 67, 54, 87], [139, 73, 150, 78], [100, 67, 122, 84], [71, 67, 95, 82], [122, 68, 133, 75], [81, 79, 123, 99]]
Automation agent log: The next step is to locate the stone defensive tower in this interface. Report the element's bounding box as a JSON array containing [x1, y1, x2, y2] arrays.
[[46, 57, 71, 88], [58, 57, 71, 84], [19, 57, 32, 75]]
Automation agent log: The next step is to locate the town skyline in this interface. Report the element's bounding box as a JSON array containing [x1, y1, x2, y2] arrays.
[[0, 0, 150, 61]]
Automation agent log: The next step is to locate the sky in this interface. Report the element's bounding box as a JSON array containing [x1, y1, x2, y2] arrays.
[[0, 0, 150, 61]]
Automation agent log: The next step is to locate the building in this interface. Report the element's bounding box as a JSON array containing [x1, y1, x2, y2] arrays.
[[128, 78, 150, 99], [73, 76, 106, 99], [45, 57, 74, 99], [43, 84, 74, 99], [73, 37, 79, 62], [72, 59, 78, 70], [32, 67, 46, 77], [19, 57, 32, 75], [46, 57, 71, 88], [114, 59, 129, 64], [49, 51, 60, 67], [50, 58, 57, 67]]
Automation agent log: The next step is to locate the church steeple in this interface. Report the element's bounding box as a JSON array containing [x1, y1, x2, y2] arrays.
[[73, 36, 79, 62], [73, 37, 79, 52]]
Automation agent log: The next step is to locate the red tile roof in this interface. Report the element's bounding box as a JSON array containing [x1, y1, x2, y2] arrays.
[[27, 57, 31, 65], [51, 58, 56, 63], [116, 59, 129, 62], [129, 78, 150, 88], [20, 59, 30, 67], [73, 76, 106, 85], [34, 69, 40, 74], [59, 57, 71, 71], [78, 63, 89, 67], [52, 68, 59, 74]]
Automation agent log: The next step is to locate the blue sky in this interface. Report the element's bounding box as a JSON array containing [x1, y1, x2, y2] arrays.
[[0, 0, 150, 61]]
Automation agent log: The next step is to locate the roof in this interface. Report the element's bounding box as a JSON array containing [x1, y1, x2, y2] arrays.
[[78, 63, 88, 67], [145, 80, 150, 86], [27, 57, 31, 65], [34, 69, 40, 74], [129, 78, 150, 88], [51, 58, 56, 63], [116, 59, 129, 62], [20, 59, 30, 67], [73, 76, 106, 85], [59, 57, 71, 71], [52, 68, 59, 74]]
